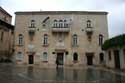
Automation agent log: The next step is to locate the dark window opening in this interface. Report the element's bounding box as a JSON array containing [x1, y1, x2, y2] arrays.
[[73, 53, 78, 62]]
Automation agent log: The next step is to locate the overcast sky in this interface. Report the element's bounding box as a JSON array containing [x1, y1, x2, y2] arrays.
[[0, 0, 125, 38]]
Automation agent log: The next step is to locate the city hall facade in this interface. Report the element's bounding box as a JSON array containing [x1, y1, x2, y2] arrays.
[[14, 11, 108, 66]]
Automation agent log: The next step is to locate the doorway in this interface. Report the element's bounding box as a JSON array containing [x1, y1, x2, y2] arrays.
[[29, 55, 34, 64], [86, 53, 94, 65], [73, 53, 78, 63], [56, 53, 64, 65], [100, 53, 104, 63], [114, 50, 120, 69]]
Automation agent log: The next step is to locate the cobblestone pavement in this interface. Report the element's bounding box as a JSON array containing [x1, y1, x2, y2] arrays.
[[0, 63, 125, 83]]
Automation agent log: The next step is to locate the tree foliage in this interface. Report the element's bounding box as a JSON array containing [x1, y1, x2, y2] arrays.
[[102, 34, 125, 50]]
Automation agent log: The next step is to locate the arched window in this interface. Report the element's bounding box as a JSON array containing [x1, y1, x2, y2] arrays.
[[54, 20, 57, 27], [64, 20, 67, 28], [59, 20, 63, 28], [31, 20, 35, 28], [73, 34, 77, 46], [43, 34, 48, 45], [99, 34, 103, 46], [16, 52, 23, 61], [43, 52, 48, 62], [87, 20, 91, 27], [19, 34, 23, 45], [73, 53, 78, 62]]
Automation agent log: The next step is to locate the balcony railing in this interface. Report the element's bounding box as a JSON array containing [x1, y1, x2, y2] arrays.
[[28, 26, 36, 33], [52, 27, 70, 32], [85, 27, 93, 35], [85, 27, 93, 41], [52, 23, 70, 32]]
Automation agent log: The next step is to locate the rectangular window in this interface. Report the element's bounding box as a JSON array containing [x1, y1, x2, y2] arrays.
[[108, 51, 111, 60], [43, 34, 48, 46], [16, 52, 23, 61], [19, 34, 23, 46], [72, 34, 77, 46]]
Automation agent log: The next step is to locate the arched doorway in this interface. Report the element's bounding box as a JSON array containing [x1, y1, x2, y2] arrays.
[[28, 55, 34, 64], [73, 53, 78, 63], [86, 53, 94, 65]]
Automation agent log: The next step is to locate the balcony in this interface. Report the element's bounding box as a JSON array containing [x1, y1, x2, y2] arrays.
[[52, 22, 70, 32], [85, 27, 93, 35], [85, 27, 93, 41], [28, 26, 36, 34]]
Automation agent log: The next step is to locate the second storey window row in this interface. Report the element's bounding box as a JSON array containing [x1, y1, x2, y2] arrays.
[[53, 19, 69, 28]]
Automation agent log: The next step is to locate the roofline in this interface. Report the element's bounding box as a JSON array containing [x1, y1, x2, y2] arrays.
[[15, 11, 108, 15], [0, 6, 12, 17]]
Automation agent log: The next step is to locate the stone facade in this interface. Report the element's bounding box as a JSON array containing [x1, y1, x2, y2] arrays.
[[0, 7, 14, 62], [14, 11, 108, 66]]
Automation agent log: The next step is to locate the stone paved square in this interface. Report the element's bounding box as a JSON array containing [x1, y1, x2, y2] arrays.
[[0, 64, 125, 83]]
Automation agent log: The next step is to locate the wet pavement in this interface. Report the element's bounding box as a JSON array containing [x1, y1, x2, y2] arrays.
[[0, 64, 125, 83]]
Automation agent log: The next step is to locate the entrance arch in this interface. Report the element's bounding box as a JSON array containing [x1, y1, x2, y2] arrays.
[[73, 53, 78, 62]]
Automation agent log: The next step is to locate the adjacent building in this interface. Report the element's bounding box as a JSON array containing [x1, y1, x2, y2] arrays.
[[14, 11, 108, 66], [0, 7, 14, 62], [102, 34, 125, 69]]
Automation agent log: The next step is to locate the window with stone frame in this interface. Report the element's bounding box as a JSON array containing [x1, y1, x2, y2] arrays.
[[18, 34, 23, 46], [59, 20, 63, 28], [72, 34, 78, 46], [43, 52, 48, 62], [30, 20, 35, 28], [87, 20, 92, 27], [43, 34, 48, 46], [16, 52, 23, 61], [53, 20, 58, 28], [99, 34, 103, 46]]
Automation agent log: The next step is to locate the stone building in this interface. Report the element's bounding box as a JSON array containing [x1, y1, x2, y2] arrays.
[[0, 7, 14, 62], [14, 11, 108, 66]]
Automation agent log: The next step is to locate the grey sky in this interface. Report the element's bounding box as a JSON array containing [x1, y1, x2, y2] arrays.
[[0, 0, 125, 37]]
